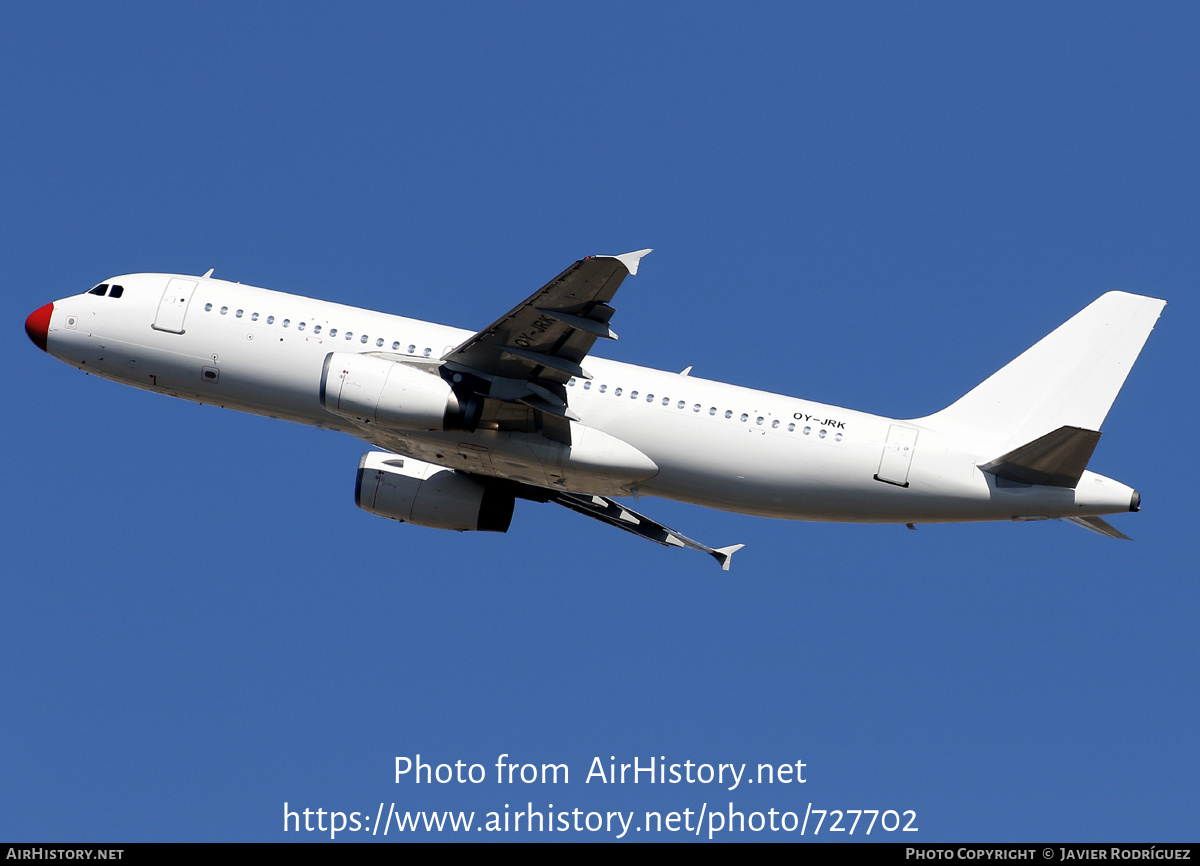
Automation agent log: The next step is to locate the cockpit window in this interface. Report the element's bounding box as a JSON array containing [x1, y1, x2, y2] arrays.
[[109, 285, 124, 298], [88, 284, 108, 296]]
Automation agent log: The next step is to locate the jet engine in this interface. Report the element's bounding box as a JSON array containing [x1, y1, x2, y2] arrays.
[[321, 352, 481, 431], [355, 451, 514, 532]]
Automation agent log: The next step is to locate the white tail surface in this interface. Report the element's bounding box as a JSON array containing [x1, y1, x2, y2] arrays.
[[917, 291, 1165, 448]]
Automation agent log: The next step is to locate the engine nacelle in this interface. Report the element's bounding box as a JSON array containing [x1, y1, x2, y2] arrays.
[[321, 352, 481, 431], [355, 451, 514, 532]]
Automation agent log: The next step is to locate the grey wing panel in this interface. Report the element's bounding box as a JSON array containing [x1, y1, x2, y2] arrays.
[[442, 250, 650, 386], [548, 491, 744, 571]]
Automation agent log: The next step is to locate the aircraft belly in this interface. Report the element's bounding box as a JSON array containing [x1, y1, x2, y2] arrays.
[[616, 413, 889, 519], [368, 425, 658, 499], [607, 409, 1115, 523], [645, 444, 892, 520]]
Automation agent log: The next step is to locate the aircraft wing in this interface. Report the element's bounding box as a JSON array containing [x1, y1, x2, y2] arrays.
[[513, 484, 744, 571], [441, 250, 651, 437]]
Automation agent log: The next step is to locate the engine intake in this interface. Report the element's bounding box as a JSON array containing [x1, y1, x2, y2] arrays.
[[355, 451, 513, 533]]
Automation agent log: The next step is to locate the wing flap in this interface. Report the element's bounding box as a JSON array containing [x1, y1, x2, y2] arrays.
[[537, 308, 618, 340], [499, 345, 592, 380]]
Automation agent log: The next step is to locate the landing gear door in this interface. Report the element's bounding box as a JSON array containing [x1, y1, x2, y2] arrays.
[[152, 278, 198, 334], [875, 424, 918, 487]]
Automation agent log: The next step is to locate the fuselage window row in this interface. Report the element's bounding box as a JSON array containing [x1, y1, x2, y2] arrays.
[[565, 378, 841, 441], [201, 300, 427, 355]]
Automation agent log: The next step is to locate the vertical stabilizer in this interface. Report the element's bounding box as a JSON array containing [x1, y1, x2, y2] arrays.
[[917, 291, 1164, 447]]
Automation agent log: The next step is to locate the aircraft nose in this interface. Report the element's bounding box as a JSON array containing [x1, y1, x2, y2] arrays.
[[25, 302, 53, 352]]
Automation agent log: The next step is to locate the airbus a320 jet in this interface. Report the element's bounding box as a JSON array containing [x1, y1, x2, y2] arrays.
[[24, 251, 1164, 569]]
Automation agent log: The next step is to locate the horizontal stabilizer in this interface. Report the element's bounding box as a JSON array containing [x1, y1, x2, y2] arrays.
[[1062, 515, 1131, 540], [980, 425, 1101, 488]]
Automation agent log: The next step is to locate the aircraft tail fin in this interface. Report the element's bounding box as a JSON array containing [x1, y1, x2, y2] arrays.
[[918, 291, 1165, 447]]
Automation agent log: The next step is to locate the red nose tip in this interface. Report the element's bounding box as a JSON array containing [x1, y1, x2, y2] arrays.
[[25, 302, 53, 352]]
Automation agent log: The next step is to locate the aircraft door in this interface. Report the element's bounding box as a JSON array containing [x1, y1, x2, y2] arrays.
[[875, 424, 918, 487], [152, 278, 198, 334]]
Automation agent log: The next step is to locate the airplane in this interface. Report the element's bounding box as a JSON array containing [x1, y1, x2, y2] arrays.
[[24, 251, 1164, 570]]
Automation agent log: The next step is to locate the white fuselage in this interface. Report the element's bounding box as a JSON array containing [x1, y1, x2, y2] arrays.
[[34, 273, 1138, 524]]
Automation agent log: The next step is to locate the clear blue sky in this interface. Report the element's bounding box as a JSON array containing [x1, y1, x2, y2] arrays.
[[2, 2, 1196, 842]]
